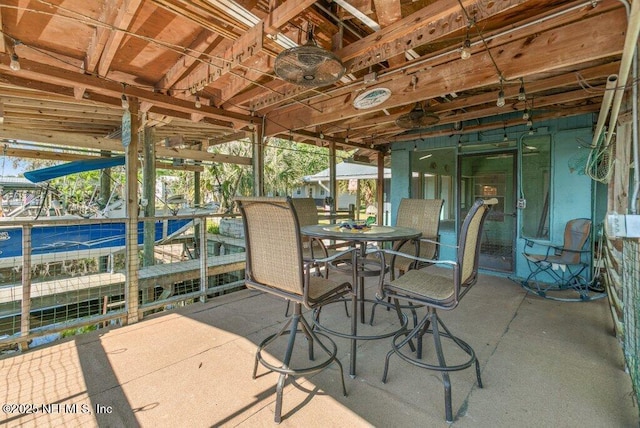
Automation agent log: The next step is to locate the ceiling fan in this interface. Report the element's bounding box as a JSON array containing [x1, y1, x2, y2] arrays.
[[274, 27, 345, 87], [395, 102, 440, 129]]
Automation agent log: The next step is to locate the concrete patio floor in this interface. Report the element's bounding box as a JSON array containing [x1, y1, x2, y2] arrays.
[[1, 271, 638, 427]]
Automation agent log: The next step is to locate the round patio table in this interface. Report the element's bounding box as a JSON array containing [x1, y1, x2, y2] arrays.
[[301, 224, 421, 377]]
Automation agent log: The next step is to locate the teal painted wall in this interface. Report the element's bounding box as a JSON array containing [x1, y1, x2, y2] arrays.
[[389, 114, 598, 279]]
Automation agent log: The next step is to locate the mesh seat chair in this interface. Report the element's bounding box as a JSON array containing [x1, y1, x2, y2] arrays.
[[373, 198, 496, 423], [237, 197, 354, 423], [291, 197, 338, 271], [390, 198, 445, 278], [369, 199, 444, 325], [521, 218, 603, 301], [288, 197, 351, 316]]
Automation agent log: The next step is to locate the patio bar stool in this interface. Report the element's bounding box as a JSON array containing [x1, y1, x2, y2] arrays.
[[237, 196, 355, 423], [369, 198, 444, 327], [373, 198, 496, 423]]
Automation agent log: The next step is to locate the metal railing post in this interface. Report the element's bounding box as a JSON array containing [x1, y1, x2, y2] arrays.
[[20, 224, 32, 351], [199, 217, 208, 303]]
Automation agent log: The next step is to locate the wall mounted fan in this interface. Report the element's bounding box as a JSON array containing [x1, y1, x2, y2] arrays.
[[395, 102, 440, 129], [274, 28, 345, 87]]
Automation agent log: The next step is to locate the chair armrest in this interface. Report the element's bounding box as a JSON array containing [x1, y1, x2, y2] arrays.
[[371, 248, 458, 300], [311, 247, 358, 264], [524, 238, 556, 258], [370, 248, 457, 268], [524, 238, 589, 260], [419, 237, 458, 249]]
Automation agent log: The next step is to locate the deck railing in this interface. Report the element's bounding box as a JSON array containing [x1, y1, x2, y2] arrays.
[[0, 213, 246, 352]]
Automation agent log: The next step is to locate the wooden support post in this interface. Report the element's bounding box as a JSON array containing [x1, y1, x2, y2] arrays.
[[98, 151, 112, 273], [329, 143, 337, 215], [199, 217, 208, 303], [194, 168, 202, 257], [142, 126, 156, 303], [125, 98, 140, 324], [253, 127, 264, 196], [377, 151, 384, 225], [99, 150, 112, 207]]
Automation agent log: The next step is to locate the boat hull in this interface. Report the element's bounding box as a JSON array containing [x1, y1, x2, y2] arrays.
[[0, 218, 192, 269]]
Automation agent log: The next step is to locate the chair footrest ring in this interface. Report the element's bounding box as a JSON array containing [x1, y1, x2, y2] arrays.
[[391, 329, 477, 373], [256, 329, 340, 376], [312, 298, 408, 341]]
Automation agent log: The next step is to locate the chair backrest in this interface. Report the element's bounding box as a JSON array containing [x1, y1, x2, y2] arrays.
[[237, 197, 305, 298], [396, 198, 444, 259], [457, 198, 496, 288], [560, 218, 592, 264], [291, 198, 319, 227]]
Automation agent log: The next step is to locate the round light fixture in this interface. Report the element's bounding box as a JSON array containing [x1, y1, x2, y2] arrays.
[[353, 88, 392, 109]]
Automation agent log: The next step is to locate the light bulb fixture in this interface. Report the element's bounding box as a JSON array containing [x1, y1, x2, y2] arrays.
[[496, 79, 505, 107], [518, 79, 526, 101], [526, 119, 533, 127], [9, 40, 21, 71], [522, 108, 530, 121], [460, 38, 471, 60], [413, 143, 418, 151], [195, 95, 202, 109], [9, 53, 20, 71], [528, 127, 535, 135], [503, 123, 508, 142]]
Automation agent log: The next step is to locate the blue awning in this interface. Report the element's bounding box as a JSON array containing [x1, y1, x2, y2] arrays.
[[24, 156, 125, 183]]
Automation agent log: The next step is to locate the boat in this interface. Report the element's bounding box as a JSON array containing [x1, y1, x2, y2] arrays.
[[0, 157, 212, 269]]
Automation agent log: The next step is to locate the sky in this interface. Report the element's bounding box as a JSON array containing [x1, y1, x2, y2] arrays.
[[0, 159, 27, 177]]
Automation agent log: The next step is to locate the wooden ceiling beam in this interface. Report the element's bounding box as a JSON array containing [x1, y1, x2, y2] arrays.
[[340, 0, 530, 72], [381, 104, 600, 145], [85, 0, 123, 73], [0, 125, 252, 165], [0, 146, 204, 172], [172, 0, 316, 103], [251, 0, 622, 113], [0, 5, 6, 54], [264, 8, 625, 136], [97, 0, 144, 78], [216, 53, 273, 107], [208, 131, 248, 145], [372, 0, 404, 67], [250, 0, 529, 111], [0, 55, 253, 125], [157, 30, 226, 92], [323, 60, 620, 134]]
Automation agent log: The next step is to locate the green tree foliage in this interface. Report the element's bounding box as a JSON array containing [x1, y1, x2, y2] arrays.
[[263, 138, 331, 197], [11, 138, 371, 215]]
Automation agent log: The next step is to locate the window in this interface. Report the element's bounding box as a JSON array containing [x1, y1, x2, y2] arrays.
[[411, 148, 456, 227], [520, 135, 551, 239]]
